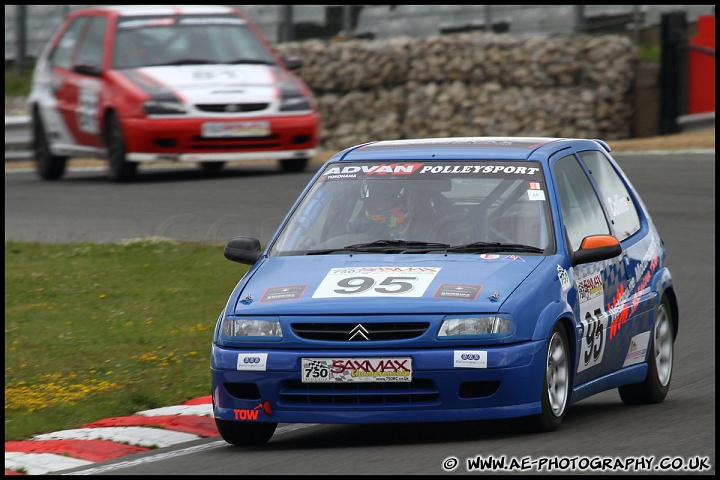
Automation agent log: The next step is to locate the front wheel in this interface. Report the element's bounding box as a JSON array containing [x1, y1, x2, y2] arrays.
[[279, 157, 308, 173], [215, 419, 277, 446], [200, 161, 225, 172], [529, 322, 570, 432], [32, 111, 68, 180], [104, 113, 137, 183], [618, 296, 674, 405]]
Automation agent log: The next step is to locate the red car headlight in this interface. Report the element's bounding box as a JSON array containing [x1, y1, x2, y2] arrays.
[[143, 100, 188, 115]]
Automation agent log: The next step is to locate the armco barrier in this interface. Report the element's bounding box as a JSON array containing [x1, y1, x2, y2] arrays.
[[5, 115, 33, 162]]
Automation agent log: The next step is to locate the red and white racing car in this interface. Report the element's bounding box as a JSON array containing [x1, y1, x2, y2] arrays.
[[27, 5, 320, 182]]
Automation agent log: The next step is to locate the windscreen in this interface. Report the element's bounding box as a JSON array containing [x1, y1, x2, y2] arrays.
[[270, 160, 555, 256], [113, 14, 275, 69]]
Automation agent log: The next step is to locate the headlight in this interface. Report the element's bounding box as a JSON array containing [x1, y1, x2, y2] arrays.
[[143, 100, 188, 115], [437, 315, 513, 338], [280, 95, 312, 112], [278, 79, 312, 112], [218, 316, 283, 344]]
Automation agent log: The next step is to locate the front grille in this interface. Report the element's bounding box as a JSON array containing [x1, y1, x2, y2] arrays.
[[189, 134, 281, 149], [291, 322, 430, 341], [278, 378, 439, 405], [195, 103, 268, 113]]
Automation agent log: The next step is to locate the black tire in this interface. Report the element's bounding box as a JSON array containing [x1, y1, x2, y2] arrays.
[[618, 296, 674, 405], [200, 161, 225, 172], [215, 419, 277, 446], [529, 322, 570, 432], [105, 113, 137, 183], [279, 157, 308, 173], [32, 111, 68, 180]]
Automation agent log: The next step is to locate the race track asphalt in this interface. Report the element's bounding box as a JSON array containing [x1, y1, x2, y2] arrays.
[[4, 396, 216, 475]]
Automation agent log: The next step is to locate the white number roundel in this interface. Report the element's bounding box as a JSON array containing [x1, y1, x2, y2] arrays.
[[312, 267, 441, 298]]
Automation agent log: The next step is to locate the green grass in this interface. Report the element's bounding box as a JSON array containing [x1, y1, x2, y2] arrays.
[[4, 238, 250, 442], [637, 44, 661, 63], [5, 60, 34, 97]]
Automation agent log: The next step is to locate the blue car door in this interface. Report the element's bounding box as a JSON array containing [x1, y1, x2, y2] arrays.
[[552, 152, 636, 385]]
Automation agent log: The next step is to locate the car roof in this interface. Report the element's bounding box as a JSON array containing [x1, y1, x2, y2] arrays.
[[332, 136, 611, 162], [70, 5, 236, 17]]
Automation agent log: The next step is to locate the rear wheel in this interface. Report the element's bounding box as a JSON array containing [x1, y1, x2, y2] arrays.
[[215, 419, 277, 446], [279, 157, 308, 173], [530, 322, 570, 432], [105, 113, 137, 183], [32, 111, 68, 180], [619, 296, 674, 405]]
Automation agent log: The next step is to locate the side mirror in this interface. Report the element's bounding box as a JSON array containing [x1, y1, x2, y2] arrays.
[[224, 236, 262, 265], [73, 63, 102, 77], [571, 234, 622, 266], [283, 55, 303, 70]]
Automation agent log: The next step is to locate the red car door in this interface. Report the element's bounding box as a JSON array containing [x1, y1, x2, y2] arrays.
[[52, 14, 108, 149]]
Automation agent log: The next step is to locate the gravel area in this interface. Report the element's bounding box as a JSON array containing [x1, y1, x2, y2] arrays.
[[606, 128, 715, 152], [5, 95, 28, 115]]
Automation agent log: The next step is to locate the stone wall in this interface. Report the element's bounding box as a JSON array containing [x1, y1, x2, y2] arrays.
[[276, 32, 639, 151]]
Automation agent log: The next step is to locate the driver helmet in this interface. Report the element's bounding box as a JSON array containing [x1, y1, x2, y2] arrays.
[[361, 180, 409, 229]]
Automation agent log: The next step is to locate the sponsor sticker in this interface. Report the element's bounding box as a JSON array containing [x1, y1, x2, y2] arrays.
[[527, 189, 546, 201], [261, 285, 307, 302], [577, 272, 603, 306], [237, 353, 268, 371], [453, 350, 488, 369], [323, 163, 423, 177], [302, 357, 412, 382], [623, 331, 651, 367], [557, 264, 571, 291], [608, 193, 631, 217], [180, 17, 245, 26], [434, 283, 482, 300], [233, 401, 272, 421]]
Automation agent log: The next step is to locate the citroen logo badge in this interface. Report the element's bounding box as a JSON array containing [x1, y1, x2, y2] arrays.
[[349, 324, 370, 341]]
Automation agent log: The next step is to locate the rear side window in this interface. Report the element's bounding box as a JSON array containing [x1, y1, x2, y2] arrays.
[[553, 154, 610, 251], [75, 17, 108, 68], [50, 17, 87, 70], [579, 151, 641, 241]]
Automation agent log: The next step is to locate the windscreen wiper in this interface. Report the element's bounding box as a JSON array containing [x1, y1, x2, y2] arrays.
[[152, 59, 215, 66], [445, 242, 545, 254], [227, 59, 276, 65], [305, 240, 450, 255]]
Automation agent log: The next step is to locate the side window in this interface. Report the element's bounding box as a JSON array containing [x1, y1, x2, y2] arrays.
[[553, 154, 610, 251], [75, 17, 108, 69], [579, 151, 641, 241], [49, 18, 87, 70]]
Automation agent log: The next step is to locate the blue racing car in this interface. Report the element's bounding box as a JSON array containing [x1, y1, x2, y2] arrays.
[[210, 137, 678, 445]]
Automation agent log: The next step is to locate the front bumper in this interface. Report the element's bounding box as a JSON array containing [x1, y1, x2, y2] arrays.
[[211, 341, 547, 424], [121, 113, 319, 163]]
